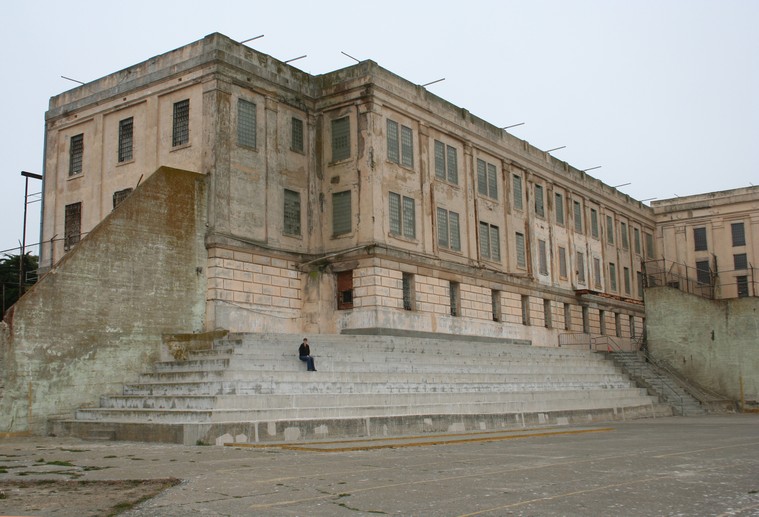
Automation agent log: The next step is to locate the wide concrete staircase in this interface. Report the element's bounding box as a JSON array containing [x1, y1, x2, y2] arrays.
[[52, 333, 672, 445]]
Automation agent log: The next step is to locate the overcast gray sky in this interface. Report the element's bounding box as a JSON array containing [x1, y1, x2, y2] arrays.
[[1, 0, 757, 257]]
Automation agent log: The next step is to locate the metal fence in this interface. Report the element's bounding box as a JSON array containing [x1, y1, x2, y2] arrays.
[[643, 259, 757, 300]]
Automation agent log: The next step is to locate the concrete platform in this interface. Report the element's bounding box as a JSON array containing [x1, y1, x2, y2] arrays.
[[2, 414, 757, 516]]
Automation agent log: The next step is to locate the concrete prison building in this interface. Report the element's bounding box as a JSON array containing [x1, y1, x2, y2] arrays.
[[39, 32, 654, 346]]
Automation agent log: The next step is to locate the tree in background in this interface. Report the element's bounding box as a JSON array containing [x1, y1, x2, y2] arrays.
[[1, 253, 38, 317]]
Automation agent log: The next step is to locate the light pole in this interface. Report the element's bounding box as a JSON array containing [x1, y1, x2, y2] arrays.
[[19, 171, 43, 295]]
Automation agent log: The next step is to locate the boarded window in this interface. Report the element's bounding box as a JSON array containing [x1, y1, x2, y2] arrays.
[[591, 208, 599, 238], [516, 232, 526, 268], [69, 133, 84, 176], [237, 99, 257, 148], [64, 202, 82, 250], [620, 222, 629, 250], [331, 117, 350, 162], [576, 251, 585, 284], [172, 99, 190, 147], [112, 188, 133, 209], [731, 222, 746, 247], [634, 227, 641, 254], [555, 193, 564, 225], [559, 247, 567, 278], [624, 267, 631, 294], [291, 117, 304, 153], [513, 175, 523, 210], [694, 227, 707, 251], [336, 270, 353, 310], [645, 232, 655, 258], [118, 117, 133, 163], [332, 191, 351, 236], [283, 189, 301, 236], [538, 239, 548, 275], [609, 262, 617, 291], [574, 201, 583, 233], [606, 215, 615, 244], [593, 257, 601, 288]]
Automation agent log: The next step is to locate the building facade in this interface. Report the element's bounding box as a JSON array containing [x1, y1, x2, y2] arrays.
[[40, 33, 659, 347]]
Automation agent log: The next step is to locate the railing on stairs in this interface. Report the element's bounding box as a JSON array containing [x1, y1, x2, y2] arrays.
[[559, 332, 686, 415]]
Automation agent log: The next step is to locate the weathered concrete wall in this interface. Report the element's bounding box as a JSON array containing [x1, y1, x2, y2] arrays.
[[645, 287, 759, 402], [0, 167, 207, 435]]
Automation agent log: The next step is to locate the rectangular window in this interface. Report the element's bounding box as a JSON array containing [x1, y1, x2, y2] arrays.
[[535, 185, 545, 217], [112, 188, 132, 209], [291, 117, 304, 153], [337, 270, 353, 310], [696, 260, 711, 285], [555, 193, 564, 225], [64, 202, 82, 250], [477, 159, 498, 199], [732, 222, 746, 247], [576, 251, 585, 284], [620, 222, 629, 250], [516, 232, 526, 268], [615, 313, 622, 338], [624, 267, 631, 294], [521, 295, 530, 326], [237, 99, 257, 148], [609, 262, 617, 291], [118, 118, 133, 163], [283, 189, 301, 236], [389, 192, 415, 239], [492, 290, 501, 321], [599, 309, 606, 335], [402, 273, 415, 311], [582, 306, 590, 334], [637, 271, 644, 297], [606, 215, 615, 244], [513, 175, 523, 210], [331, 116, 350, 162], [634, 228, 641, 254], [593, 257, 602, 288], [734, 253, 748, 270], [574, 201, 583, 233], [564, 303, 572, 330], [544, 299, 552, 328], [387, 119, 413, 167], [630, 315, 636, 338], [450, 281, 460, 317], [538, 239, 548, 275], [434, 140, 459, 184], [694, 227, 707, 251], [172, 99, 190, 147], [332, 190, 351, 236], [69, 133, 84, 176], [559, 247, 568, 278], [645, 232, 655, 259], [479, 222, 500, 261], [590, 208, 599, 238], [437, 208, 461, 251], [737, 276, 749, 298]]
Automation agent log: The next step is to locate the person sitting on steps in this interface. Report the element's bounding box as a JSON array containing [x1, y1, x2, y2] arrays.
[[298, 337, 316, 371]]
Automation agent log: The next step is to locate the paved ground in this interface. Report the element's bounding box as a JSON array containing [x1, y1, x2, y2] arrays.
[[1, 414, 758, 516]]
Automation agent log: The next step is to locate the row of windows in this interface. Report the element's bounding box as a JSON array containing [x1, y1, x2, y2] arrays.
[[694, 222, 747, 251]]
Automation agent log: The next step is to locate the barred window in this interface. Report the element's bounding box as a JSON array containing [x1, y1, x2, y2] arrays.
[[387, 119, 413, 167], [283, 189, 301, 236], [731, 222, 746, 247], [477, 159, 498, 199], [237, 99, 257, 148], [291, 117, 304, 153], [534, 185, 545, 217], [118, 118, 133, 163], [112, 188, 133, 209], [437, 207, 461, 251], [591, 208, 599, 238], [694, 227, 707, 251], [492, 290, 501, 322], [606, 215, 615, 244], [402, 273, 415, 311], [594, 257, 602, 288], [620, 221, 629, 250], [64, 202, 82, 250], [516, 232, 526, 268], [434, 140, 458, 184], [609, 262, 617, 291], [634, 227, 641, 254], [645, 232, 655, 259], [337, 270, 353, 310], [624, 267, 631, 294], [479, 222, 500, 261], [389, 192, 415, 239], [172, 99, 190, 147], [737, 276, 749, 297], [734, 253, 748, 270], [332, 190, 351, 236], [555, 193, 564, 225], [696, 260, 711, 285], [574, 201, 583, 233], [559, 247, 568, 278], [331, 117, 350, 162], [69, 134, 84, 176], [449, 281, 460, 317], [538, 239, 548, 275], [576, 251, 585, 284], [512, 175, 523, 210]]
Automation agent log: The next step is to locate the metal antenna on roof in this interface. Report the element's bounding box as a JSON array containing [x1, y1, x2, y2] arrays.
[[284, 55, 307, 64], [502, 123, 525, 130], [61, 76, 85, 85], [240, 35, 264, 44], [546, 146, 566, 153], [420, 78, 445, 88], [582, 166, 602, 172], [341, 51, 361, 63], [613, 183, 631, 188]]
